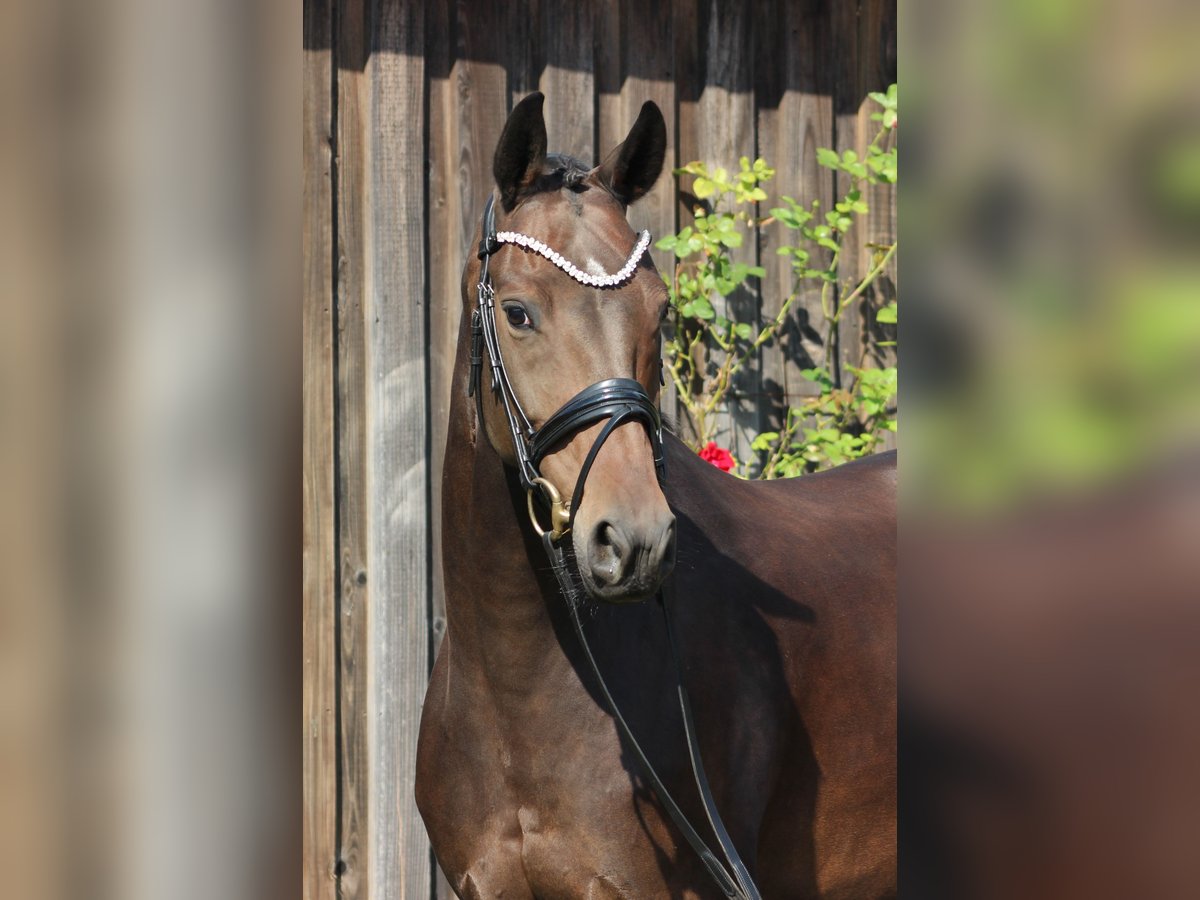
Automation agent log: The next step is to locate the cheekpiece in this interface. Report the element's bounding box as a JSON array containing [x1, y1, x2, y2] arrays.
[[491, 229, 652, 288]]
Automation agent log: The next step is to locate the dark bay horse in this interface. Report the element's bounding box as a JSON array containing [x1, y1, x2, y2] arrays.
[[416, 93, 896, 899]]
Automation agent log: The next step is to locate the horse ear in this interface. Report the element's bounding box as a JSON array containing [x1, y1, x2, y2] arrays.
[[494, 92, 548, 212], [596, 101, 667, 206]]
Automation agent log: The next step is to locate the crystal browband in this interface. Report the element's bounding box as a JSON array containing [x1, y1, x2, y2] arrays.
[[492, 229, 652, 288]]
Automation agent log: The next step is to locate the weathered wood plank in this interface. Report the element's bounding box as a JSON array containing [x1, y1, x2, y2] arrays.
[[594, 0, 622, 163], [754, 0, 835, 414], [367, 2, 431, 896], [538, 0, 595, 162], [606, 0, 675, 274], [857, 0, 897, 376], [302, 0, 337, 895], [675, 0, 759, 457], [831, 0, 860, 392], [334, 0, 371, 896], [832, 0, 896, 401], [426, 0, 455, 671]]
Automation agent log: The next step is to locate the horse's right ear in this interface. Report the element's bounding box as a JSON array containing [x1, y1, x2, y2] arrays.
[[494, 93, 548, 212]]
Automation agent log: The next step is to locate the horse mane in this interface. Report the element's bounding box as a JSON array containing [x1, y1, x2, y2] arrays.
[[525, 153, 592, 198]]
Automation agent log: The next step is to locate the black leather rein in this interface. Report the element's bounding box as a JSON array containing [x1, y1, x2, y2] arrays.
[[470, 194, 763, 900]]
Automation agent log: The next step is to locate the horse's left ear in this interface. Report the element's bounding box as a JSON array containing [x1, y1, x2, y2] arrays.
[[595, 101, 667, 206]]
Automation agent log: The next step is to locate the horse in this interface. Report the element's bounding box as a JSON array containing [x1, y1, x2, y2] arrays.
[[416, 92, 896, 900]]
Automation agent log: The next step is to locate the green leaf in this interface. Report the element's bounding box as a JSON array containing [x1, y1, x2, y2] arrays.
[[693, 177, 715, 198], [751, 431, 779, 451], [816, 147, 840, 168], [876, 301, 898, 324], [734, 322, 753, 340]]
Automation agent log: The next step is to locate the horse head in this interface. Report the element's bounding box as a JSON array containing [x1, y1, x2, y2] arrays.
[[467, 92, 675, 603]]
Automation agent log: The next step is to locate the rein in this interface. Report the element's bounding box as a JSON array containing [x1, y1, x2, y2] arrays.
[[470, 194, 763, 900]]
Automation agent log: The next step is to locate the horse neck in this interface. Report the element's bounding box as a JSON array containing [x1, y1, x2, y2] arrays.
[[439, 312, 568, 684]]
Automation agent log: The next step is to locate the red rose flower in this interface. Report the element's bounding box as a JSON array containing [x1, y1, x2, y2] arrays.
[[698, 441, 735, 472]]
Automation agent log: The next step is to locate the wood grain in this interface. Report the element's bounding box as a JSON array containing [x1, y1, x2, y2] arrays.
[[302, 0, 337, 894], [754, 0, 834, 413], [539, 1, 596, 162], [426, 0, 456, 668], [334, 0, 371, 895], [366, 4, 432, 897], [828, 0, 896, 409]]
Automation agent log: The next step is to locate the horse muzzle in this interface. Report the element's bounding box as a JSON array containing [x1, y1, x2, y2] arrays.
[[576, 506, 676, 603]]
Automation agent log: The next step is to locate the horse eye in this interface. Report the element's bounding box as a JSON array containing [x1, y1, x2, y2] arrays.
[[504, 304, 532, 329]]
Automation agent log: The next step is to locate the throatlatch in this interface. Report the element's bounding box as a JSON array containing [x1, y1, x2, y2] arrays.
[[471, 193, 763, 900]]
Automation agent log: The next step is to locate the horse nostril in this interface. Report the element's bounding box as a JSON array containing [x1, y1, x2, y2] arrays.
[[589, 520, 632, 586]]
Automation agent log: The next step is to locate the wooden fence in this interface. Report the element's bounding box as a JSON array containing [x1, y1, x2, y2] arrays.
[[303, 1, 895, 897]]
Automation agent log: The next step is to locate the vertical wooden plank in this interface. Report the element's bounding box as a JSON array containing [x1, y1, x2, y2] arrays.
[[368, 1, 430, 897], [671, 0, 700, 441], [833, 0, 896, 387], [754, 0, 835, 418], [830, 0, 859, 391], [507, 0, 537, 105], [674, 0, 759, 456], [538, 0, 595, 162], [334, 0, 371, 897], [857, 0, 897, 375], [597, 0, 675, 274], [427, 155, 456, 887], [303, 0, 338, 894], [426, 0, 454, 668], [456, 1, 517, 244], [593, 0, 622, 166]]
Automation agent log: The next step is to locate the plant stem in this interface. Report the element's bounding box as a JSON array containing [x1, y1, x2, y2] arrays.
[[837, 241, 897, 314]]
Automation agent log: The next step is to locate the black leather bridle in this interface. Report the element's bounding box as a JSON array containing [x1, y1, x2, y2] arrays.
[[470, 194, 763, 900], [470, 195, 666, 538]]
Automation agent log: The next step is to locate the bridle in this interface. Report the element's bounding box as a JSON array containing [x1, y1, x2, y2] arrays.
[[469, 194, 666, 541], [469, 193, 763, 900]]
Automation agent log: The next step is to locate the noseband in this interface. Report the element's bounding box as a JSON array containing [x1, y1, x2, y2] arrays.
[[468, 193, 762, 900], [469, 194, 665, 543]]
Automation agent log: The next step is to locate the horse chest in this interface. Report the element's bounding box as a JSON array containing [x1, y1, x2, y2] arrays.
[[422, 673, 701, 898]]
